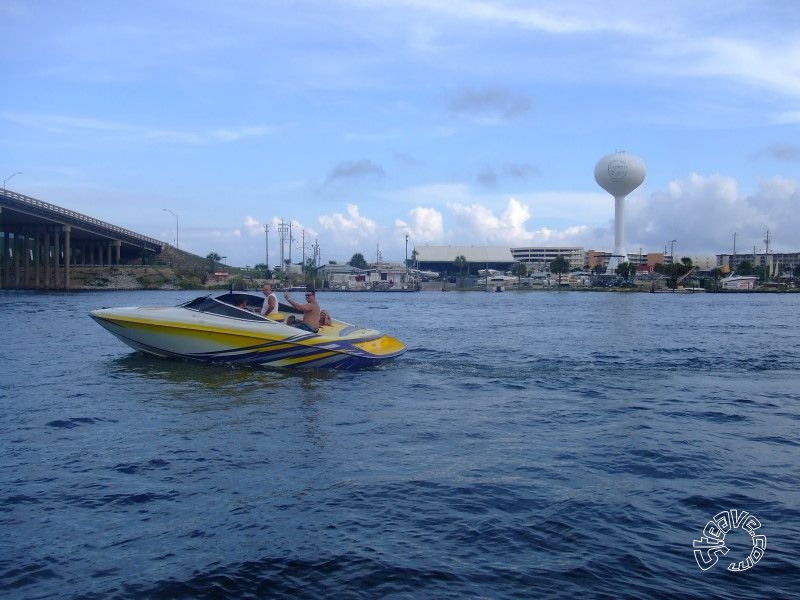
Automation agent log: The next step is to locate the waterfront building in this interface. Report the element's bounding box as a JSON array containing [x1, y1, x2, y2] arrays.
[[717, 252, 800, 277], [414, 245, 515, 276], [511, 247, 584, 271], [315, 262, 418, 291], [588, 250, 672, 272]]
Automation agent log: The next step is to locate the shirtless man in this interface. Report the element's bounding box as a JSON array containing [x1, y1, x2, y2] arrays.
[[283, 288, 321, 332], [260, 284, 278, 316]]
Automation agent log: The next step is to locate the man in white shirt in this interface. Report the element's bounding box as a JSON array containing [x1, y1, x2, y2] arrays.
[[260, 284, 278, 316]]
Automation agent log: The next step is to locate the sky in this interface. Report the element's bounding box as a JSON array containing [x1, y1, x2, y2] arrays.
[[1, 0, 799, 267]]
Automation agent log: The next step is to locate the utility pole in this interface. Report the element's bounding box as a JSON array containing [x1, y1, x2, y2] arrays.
[[288, 222, 293, 265], [301, 228, 306, 273], [265, 224, 269, 269], [278, 221, 289, 272]]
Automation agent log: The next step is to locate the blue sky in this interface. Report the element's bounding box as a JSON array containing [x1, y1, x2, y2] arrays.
[[2, 0, 799, 267]]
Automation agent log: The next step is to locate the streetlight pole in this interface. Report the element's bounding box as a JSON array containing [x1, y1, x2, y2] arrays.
[[163, 209, 179, 250], [3, 171, 22, 190]]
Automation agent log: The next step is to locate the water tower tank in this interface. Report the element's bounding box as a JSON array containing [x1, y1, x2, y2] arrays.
[[594, 152, 646, 274], [594, 152, 646, 197]]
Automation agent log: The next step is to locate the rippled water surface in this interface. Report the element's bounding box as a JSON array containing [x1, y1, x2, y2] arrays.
[[1, 289, 799, 599]]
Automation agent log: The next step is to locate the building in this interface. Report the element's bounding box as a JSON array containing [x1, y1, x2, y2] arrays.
[[511, 247, 584, 271], [717, 252, 800, 277], [414, 245, 515, 275], [315, 262, 418, 291], [587, 250, 672, 272]]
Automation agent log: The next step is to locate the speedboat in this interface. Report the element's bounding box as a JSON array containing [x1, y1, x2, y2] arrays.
[[90, 292, 406, 370]]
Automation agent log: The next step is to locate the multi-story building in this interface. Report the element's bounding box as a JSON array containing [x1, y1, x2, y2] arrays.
[[511, 247, 584, 271], [585, 250, 671, 272], [716, 252, 800, 276]]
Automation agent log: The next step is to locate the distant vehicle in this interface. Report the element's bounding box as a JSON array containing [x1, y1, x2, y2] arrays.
[[409, 268, 440, 281]]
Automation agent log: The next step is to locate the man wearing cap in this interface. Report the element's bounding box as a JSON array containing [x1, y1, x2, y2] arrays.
[[283, 287, 321, 333]]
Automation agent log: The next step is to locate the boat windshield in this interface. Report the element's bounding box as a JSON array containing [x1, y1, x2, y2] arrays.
[[181, 295, 266, 321]]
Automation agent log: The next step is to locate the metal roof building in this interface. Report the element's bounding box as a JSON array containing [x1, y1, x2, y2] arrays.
[[414, 245, 516, 274]]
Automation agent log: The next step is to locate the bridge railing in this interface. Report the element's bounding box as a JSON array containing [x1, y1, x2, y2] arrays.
[[1, 189, 164, 249]]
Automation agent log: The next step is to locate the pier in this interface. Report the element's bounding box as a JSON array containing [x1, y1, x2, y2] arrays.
[[1, 189, 164, 290]]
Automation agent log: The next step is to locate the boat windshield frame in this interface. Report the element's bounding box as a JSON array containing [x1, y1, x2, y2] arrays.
[[181, 295, 267, 321]]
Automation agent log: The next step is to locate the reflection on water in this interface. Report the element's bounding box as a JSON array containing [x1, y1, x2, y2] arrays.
[[109, 353, 336, 387]]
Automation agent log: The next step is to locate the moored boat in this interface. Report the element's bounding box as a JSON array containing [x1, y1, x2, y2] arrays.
[[90, 292, 406, 370]]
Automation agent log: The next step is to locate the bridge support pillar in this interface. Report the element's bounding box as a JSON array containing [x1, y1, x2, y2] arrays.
[[14, 233, 21, 288], [53, 228, 60, 290], [34, 229, 41, 288], [44, 229, 51, 288], [64, 225, 71, 290], [1, 231, 6, 290]]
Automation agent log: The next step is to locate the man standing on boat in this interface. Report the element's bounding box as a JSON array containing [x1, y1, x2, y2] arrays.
[[283, 287, 321, 333], [260, 284, 278, 316]]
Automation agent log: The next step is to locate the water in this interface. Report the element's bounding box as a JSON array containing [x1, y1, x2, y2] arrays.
[[1, 289, 798, 599]]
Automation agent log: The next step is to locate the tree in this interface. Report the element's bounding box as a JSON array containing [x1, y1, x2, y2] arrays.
[[737, 260, 754, 275], [206, 252, 221, 272], [550, 256, 570, 286], [254, 262, 271, 278], [708, 267, 725, 291], [349, 253, 368, 270], [303, 257, 316, 284], [454, 255, 467, 288], [511, 262, 527, 287], [666, 256, 694, 289], [616, 261, 635, 281]]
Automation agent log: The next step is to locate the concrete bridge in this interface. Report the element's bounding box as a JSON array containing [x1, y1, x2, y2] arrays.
[[1, 188, 165, 290]]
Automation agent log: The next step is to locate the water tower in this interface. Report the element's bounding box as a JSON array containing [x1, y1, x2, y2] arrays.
[[594, 151, 646, 274]]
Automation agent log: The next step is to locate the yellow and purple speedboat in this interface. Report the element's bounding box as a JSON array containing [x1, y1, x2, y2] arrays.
[[90, 292, 406, 370]]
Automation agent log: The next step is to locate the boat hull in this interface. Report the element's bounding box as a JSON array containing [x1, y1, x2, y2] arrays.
[[90, 305, 405, 370]]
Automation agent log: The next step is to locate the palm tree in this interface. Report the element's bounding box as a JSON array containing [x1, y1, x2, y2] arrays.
[[511, 262, 527, 287], [206, 252, 221, 272], [550, 256, 569, 287], [454, 255, 467, 288]]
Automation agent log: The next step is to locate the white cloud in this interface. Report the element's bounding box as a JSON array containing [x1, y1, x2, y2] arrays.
[[318, 204, 378, 249], [392, 0, 645, 35], [626, 173, 800, 254], [212, 125, 275, 142], [242, 215, 262, 237], [446, 197, 600, 247], [395, 206, 444, 241]]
